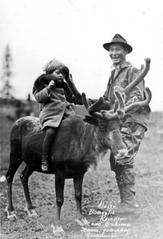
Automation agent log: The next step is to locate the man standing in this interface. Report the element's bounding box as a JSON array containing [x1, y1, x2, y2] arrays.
[[103, 34, 151, 213]]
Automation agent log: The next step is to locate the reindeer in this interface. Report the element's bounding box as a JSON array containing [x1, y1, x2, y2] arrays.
[[5, 59, 151, 223]]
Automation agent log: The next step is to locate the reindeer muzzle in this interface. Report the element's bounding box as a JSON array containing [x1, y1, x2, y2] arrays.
[[109, 129, 128, 160]]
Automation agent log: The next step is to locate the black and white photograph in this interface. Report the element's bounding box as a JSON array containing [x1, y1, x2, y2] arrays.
[[0, 0, 163, 238]]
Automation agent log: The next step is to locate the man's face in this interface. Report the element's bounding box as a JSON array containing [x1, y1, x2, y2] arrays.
[[109, 44, 127, 66]]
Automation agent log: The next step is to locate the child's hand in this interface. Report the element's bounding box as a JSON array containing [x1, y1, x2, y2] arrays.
[[47, 80, 55, 92]]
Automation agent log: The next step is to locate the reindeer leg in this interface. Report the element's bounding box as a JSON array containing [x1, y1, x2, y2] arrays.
[[20, 166, 37, 217], [55, 172, 65, 222], [5, 155, 22, 220], [74, 174, 90, 226], [73, 174, 84, 217], [50, 172, 65, 236]]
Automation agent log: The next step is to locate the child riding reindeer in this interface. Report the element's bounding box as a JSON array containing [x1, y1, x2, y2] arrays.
[[33, 59, 83, 172]]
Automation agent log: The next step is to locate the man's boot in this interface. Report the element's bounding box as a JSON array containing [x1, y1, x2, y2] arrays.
[[115, 167, 139, 214], [41, 155, 49, 172]]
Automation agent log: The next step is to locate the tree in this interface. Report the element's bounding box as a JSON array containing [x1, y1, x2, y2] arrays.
[[0, 44, 14, 99]]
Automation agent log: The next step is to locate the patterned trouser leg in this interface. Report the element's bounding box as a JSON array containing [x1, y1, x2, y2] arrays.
[[110, 122, 146, 170], [115, 167, 136, 203], [110, 122, 146, 204]]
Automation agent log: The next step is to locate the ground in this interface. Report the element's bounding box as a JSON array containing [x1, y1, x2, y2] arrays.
[[0, 112, 163, 239]]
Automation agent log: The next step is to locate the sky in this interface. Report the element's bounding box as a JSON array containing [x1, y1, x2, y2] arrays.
[[0, 0, 163, 111]]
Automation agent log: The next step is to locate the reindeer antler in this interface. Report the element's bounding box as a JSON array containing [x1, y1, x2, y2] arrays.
[[125, 87, 152, 113], [82, 93, 90, 109], [98, 89, 125, 120], [82, 93, 109, 114], [103, 87, 152, 120], [88, 97, 104, 114], [124, 58, 151, 95]]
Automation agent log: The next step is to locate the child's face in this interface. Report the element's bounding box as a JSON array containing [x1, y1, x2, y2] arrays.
[[52, 69, 65, 83], [109, 44, 127, 66]]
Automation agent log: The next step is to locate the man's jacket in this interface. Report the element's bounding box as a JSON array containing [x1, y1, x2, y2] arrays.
[[103, 61, 151, 129]]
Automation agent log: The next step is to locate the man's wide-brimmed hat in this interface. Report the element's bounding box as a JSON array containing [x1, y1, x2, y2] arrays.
[[103, 34, 133, 53]]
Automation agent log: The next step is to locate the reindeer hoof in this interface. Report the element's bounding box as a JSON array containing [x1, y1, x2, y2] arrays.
[[5, 207, 17, 220], [51, 224, 65, 236], [24, 207, 38, 217]]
